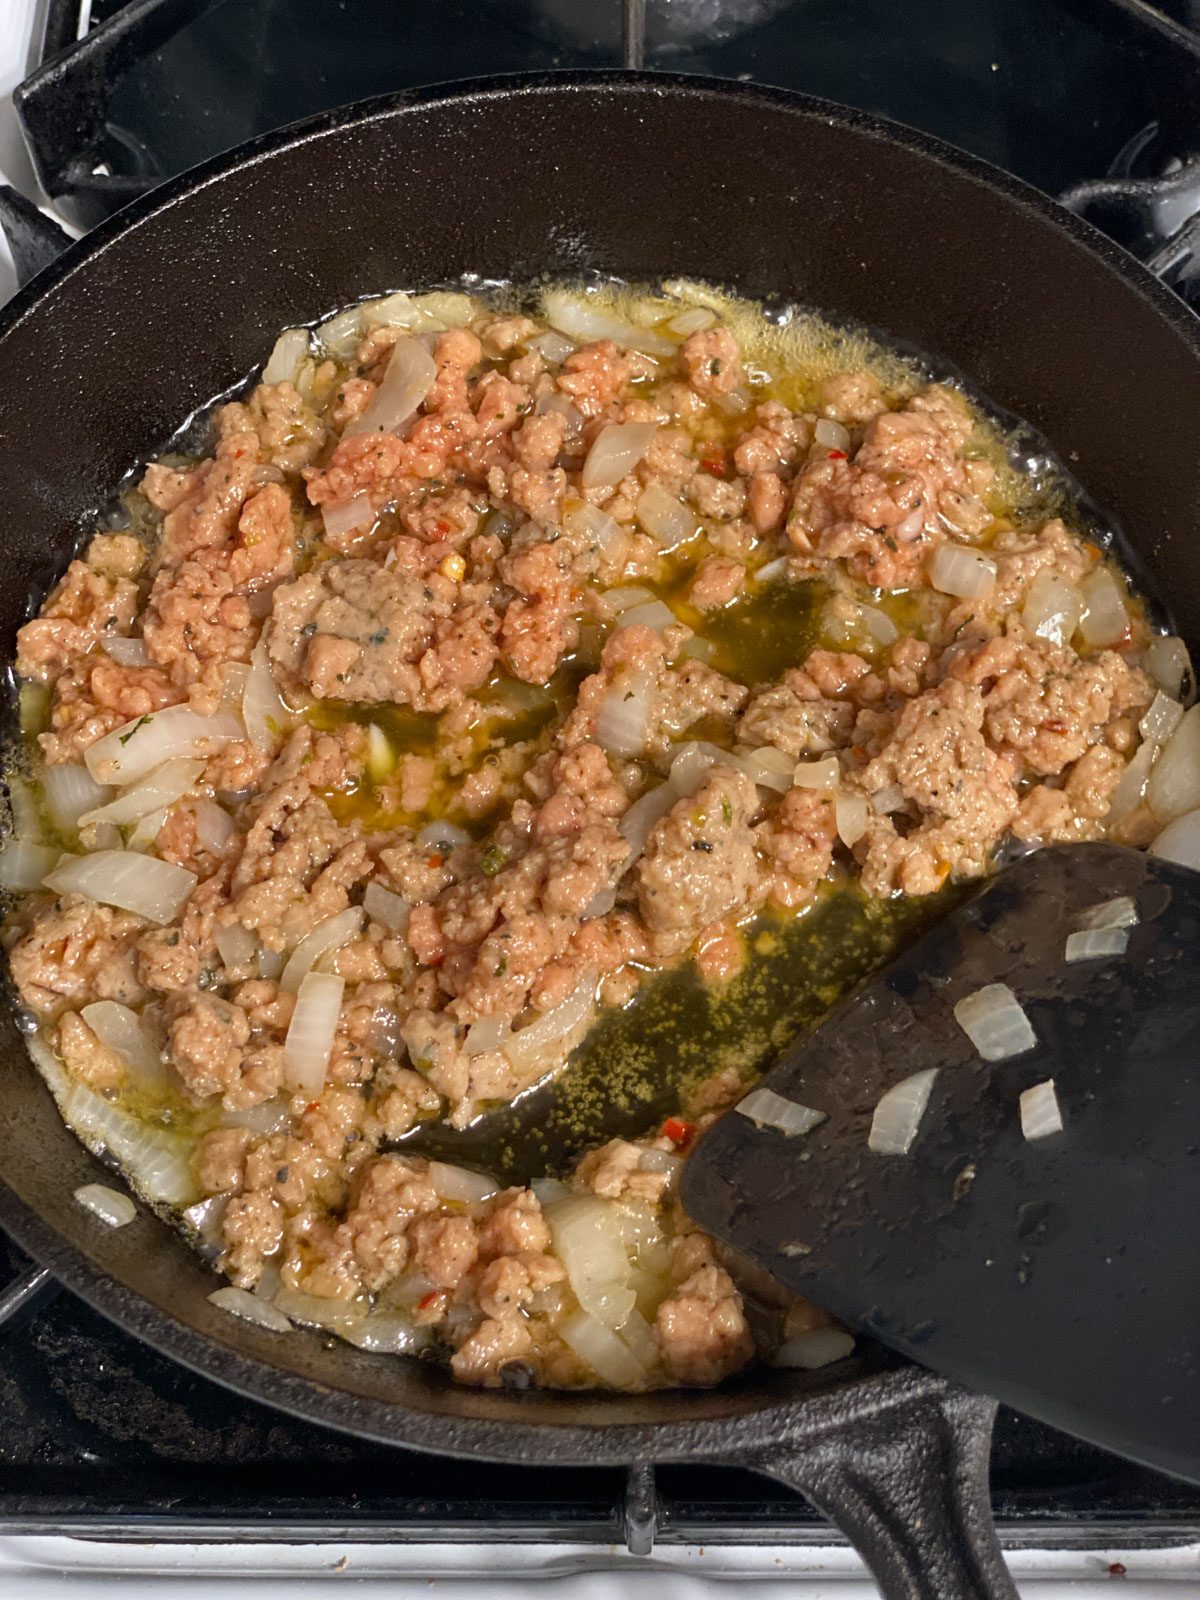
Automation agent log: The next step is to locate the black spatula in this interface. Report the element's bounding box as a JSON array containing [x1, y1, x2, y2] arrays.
[[682, 841, 1200, 1484]]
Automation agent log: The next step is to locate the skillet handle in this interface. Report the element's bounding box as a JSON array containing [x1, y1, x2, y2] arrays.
[[738, 1376, 1016, 1600]]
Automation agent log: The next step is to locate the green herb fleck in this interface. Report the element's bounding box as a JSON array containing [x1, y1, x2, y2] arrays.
[[480, 844, 509, 877], [118, 715, 152, 746]]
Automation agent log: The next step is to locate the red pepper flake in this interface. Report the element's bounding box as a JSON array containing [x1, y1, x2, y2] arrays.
[[663, 1116, 696, 1146], [426, 854, 443, 869], [1043, 719, 1068, 735], [1107, 1562, 1127, 1578], [828, 449, 848, 460], [700, 450, 725, 476], [417, 1290, 443, 1312]]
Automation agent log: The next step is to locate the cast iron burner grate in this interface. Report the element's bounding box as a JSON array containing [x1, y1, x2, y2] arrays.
[[2, 0, 1200, 1554]]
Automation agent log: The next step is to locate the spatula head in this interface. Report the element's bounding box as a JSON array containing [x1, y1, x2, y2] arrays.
[[682, 843, 1200, 1483]]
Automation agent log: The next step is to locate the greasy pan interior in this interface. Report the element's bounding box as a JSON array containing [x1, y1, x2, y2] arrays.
[[0, 73, 1198, 1464]]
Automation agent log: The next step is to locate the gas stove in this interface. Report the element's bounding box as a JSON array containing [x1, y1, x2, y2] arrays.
[[0, 2, 1199, 1594]]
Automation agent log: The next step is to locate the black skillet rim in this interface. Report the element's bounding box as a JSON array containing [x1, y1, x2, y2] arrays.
[[0, 69, 1197, 1466]]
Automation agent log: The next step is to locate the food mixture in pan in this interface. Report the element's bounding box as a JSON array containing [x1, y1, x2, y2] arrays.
[[4, 282, 1196, 1391]]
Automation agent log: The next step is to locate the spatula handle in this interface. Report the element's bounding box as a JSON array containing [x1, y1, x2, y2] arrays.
[[738, 1374, 1016, 1600]]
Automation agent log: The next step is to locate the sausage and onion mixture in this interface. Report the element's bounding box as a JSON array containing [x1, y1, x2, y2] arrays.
[[4, 282, 1196, 1391]]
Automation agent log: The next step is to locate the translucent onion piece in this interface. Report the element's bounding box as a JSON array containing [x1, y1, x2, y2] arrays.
[[182, 1194, 229, 1255], [44, 850, 197, 924], [243, 638, 290, 753], [209, 1286, 293, 1333], [1020, 1078, 1063, 1142], [637, 1147, 683, 1176], [616, 1307, 660, 1368], [316, 305, 364, 359], [215, 920, 258, 971], [542, 289, 675, 357], [869, 1067, 939, 1155], [928, 543, 997, 600], [954, 983, 1037, 1061], [464, 1014, 510, 1055], [1065, 927, 1129, 962], [1022, 568, 1084, 646], [546, 1194, 636, 1330], [363, 881, 411, 933], [258, 947, 284, 980], [665, 305, 716, 336], [1077, 895, 1138, 931], [413, 291, 476, 327], [635, 482, 697, 549], [427, 1161, 499, 1205], [678, 636, 716, 663], [594, 671, 653, 757], [280, 907, 364, 993], [8, 775, 41, 840], [321, 492, 375, 544], [835, 790, 869, 847], [100, 635, 151, 668], [755, 556, 791, 584], [870, 783, 907, 814], [73, 1182, 137, 1227], [1140, 690, 1184, 747], [530, 1177, 570, 1209], [0, 840, 59, 891], [360, 290, 420, 329], [80, 1000, 165, 1082], [415, 821, 471, 854], [857, 603, 899, 646], [563, 500, 622, 556], [792, 757, 839, 790], [42, 763, 110, 832], [814, 417, 851, 451], [581, 422, 658, 490], [617, 600, 677, 634], [1150, 808, 1200, 871], [734, 746, 794, 794], [527, 330, 576, 364], [1107, 738, 1158, 824], [271, 1287, 364, 1336], [221, 1097, 291, 1135], [617, 783, 678, 859], [365, 724, 393, 782], [1078, 567, 1129, 649], [605, 586, 658, 614], [341, 1314, 426, 1354], [560, 1307, 647, 1387], [1145, 705, 1200, 822], [61, 1080, 196, 1204], [127, 809, 167, 852], [262, 327, 310, 385], [502, 972, 597, 1067], [736, 1086, 826, 1137], [283, 970, 344, 1095], [668, 741, 725, 795], [84, 706, 243, 786], [80, 757, 204, 827], [344, 336, 437, 438], [1144, 635, 1195, 704], [772, 1328, 856, 1369]]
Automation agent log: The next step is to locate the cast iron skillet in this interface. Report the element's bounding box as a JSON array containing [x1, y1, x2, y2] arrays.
[[1, 73, 1198, 1600]]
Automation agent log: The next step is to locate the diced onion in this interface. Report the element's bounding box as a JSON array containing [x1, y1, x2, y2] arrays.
[[243, 638, 290, 753], [209, 1285, 293, 1333], [1065, 927, 1129, 962], [360, 290, 420, 329], [280, 907, 363, 993], [42, 763, 110, 831], [1077, 895, 1138, 931], [215, 921, 258, 970], [415, 822, 470, 856], [464, 1014, 510, 1055], [1146, 705, 1200, 821], [1107, 738, 1158, 824], [80, 758, 204, 827], [636, 482, 697, 550], [772, 1328, 855, 1369], [870, 783, 907, 814], [527, 330, 576, 364], [755, 557, 791, 584], [193, 798, 236, 854], [182, 1194, 228, 1255], [560, 1307, 647, 1387], [363, 881, 411, 933], [321, 492, 375, 544], [283, 970, 344, 1095], [273, 1285, 367, 1333], [617, 1307, 660, 1367], [814, 418, 851, 451], [594, 671, 653, 757], [531, 1177, 571, 1209], [262, 327, 310, 386], [928, 543, 997, 600], [637, 1148, 683, 1176], [258, 947, 284, 980], [73, 1182, 137, 1227], [868, 1067, 939, 1155], [857, 603, 899, 647], [44, 850, 197, 924], [503, 973, 597, 1068], [954, 983, 1036, 1061], [1150, 808, 1200, 871], [543, 290, 675, 357], [1078, 567, 1129, 649], [736, 1086, 826, 1137], [316, 305, 364, 359], [581, 422, 658, 490], [563, 500, 622, 556], [365, 725, 393, 782], [427, 1162, 499, 1205], [1022, 569, 1084, 646], [100, 635, 151, 668], [413, 291, 476, 328], [665, 306, 716, 336], [1144, 635, 1195, 704], [618, 783, 678, 859], [606, 586, 658, 614], [84, 706, 243, 786], [793, 757, 839, 790], [1140, 690, 1184, 747], [344, 336, 437, 438], [341, 1313, 426, 1354], [733, 745, 794, 794], [8, 776, 40, 839], [80, 1000, 165, 1083], [127, 809, 167, 852], [617, 600, 677, 634], [835, 790, 870, 847], [0, 840, 59, 890], [221, 1097, 291, 1135], [1020, 1078, 1063, 1142], [61, 1078, 196, 1204], [668, 741, 725, 795], [546, 1194, 635, 1330]]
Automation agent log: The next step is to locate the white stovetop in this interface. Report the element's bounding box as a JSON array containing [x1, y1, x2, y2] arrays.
[[0, 5, 1196, 1595]]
